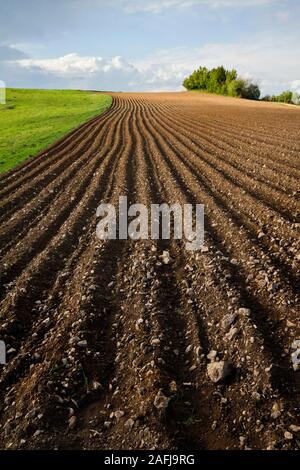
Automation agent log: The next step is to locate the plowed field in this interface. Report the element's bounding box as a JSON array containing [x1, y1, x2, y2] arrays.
[[0, 92, 299, 450]]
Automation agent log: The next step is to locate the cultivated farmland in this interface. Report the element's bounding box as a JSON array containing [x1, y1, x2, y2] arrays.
[[0, 92, 299, 450]]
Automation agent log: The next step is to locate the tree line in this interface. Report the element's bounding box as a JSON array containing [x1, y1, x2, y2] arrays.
[[262, 90, 300, 104], [183, 66, 300, 104]]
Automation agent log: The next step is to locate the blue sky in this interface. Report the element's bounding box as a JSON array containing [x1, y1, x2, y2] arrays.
[[0, 0, 299, 95]]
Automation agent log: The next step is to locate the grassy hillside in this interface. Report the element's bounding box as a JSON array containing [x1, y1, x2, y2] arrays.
[[0, 89, 112, 174]]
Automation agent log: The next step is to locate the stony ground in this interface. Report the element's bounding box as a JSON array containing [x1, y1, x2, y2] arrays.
[[0, 92, 299, 450]]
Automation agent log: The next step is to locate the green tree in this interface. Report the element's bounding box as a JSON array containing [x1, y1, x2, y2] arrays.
[[261, 90, 299, 105], [242, 81, 261, 100], [227, 78, 246, 97], [183, 66, 261, 101]]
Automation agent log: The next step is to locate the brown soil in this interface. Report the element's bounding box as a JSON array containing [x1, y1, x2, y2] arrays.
[[0, 92, 299, 450]]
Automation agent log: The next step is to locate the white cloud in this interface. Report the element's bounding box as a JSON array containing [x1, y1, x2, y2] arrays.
[[132, 33, 300, 94], [291, 80, 300, 94], [6, 31, 300, 94], [17, 53, 137, 77], [15, 52, 182, 91]]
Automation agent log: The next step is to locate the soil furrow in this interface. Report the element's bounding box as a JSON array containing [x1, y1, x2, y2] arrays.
[[0, 92, 299, 451]]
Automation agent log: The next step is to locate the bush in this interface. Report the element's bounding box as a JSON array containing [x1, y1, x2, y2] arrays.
[[241, 81, 261, 100], [183, 66, 261, 100], [227, 78, 246, 97], [262, 90, 299, 105], [277, 91, 293, 103]]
